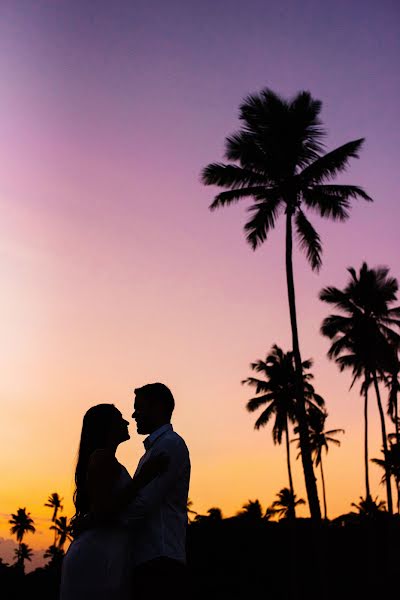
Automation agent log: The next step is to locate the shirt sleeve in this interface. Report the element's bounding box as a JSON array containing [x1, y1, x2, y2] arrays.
[[123, 436, 189, 523]]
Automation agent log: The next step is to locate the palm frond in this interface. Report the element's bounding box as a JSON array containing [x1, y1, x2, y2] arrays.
[[246, 393, 275, 413], [254, 404, 277, 430], [209, 186, 274, 211], [300, 139, 365, 184], [295, 209, 322, 271], [244, 197, 283, 250], [224, 131, 269, 170], [201, 163, 269, 190], [303, 184, 371, 221]]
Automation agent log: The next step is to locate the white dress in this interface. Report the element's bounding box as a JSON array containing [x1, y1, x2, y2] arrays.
[[60, 464, 132, 600]]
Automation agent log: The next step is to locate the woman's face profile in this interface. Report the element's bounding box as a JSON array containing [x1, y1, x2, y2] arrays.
[[108, 409, 130, 445]]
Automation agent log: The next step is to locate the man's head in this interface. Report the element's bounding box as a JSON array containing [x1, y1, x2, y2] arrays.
[[132, 382, 175, 435]]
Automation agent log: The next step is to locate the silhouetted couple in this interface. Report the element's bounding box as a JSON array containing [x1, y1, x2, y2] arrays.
[[60, 383, 191, 600]]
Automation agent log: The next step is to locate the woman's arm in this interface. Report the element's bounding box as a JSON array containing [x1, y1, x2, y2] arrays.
[[86, 450, 168, 519]]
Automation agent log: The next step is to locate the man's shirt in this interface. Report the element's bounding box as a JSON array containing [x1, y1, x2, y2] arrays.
[[124, 424, 191, 567]]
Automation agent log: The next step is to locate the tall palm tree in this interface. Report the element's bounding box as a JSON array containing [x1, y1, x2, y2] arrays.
[[267, 487, 305, 520], [385, 361, 400, 441], [45, 492, 64, 544], [243, 344, 325, 517], [50, 516, 72, 550], [13, 543, 33, 573], [9, 508, 36, 544], [45, 493, 63, 522], [372, 439, 400, 514], [320, 263, 400, 513], [202, 88, 371, 519], [294, 410, 344, 519]]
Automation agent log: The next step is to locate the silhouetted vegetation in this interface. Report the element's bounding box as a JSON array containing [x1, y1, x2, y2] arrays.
[[2, 85, 400, 598], [202, 87, 372, 519]]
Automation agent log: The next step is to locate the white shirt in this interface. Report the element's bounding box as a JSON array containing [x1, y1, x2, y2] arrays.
[[124, 424, 191, 567]]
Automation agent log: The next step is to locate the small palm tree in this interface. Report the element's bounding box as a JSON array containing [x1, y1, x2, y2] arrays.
[[320, 263, 400, 514], [9, 508, 36, 544], [13, 543, 33, 573], [267, 487, 305, 520], [50, 516, 72, 550], [293, 410, 344, 519], [236, 499, 264, 520], [351, 495, 386, 517], [195, 507, 223, 522], [202, 88, 371, 519], [243, 345, 325, 517], [44, 544, 65, 568]]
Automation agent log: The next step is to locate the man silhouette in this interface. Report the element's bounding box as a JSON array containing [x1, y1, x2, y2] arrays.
[[125, 383, 190, 600]]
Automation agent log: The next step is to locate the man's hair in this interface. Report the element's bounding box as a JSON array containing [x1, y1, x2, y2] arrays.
[[134, 382, 175, 419]]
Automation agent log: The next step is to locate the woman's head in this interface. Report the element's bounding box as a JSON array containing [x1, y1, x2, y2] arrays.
[[73, 404, 130, 519]]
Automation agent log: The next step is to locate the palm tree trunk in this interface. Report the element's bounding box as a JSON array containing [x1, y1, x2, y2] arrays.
[[285, 207, 321, 520], [364, 376, 371, 500], [284, 417, 296, 518], [373, 371, 393, 514], [319, 458, 328, 519]]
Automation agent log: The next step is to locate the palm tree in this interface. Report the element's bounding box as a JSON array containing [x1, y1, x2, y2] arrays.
[[202, 88, 371, 519], [9, 508, 36, 544], [385, 362, 400, 441], [45, 492, 63, 522], [320, 264, 400, 513], [267, 487, 305, 520], [195, 507, 223, 522], [294, 410, 344, 519], [50, 516, 72, 550], [44, 544, 65, 568], [236, 499, 264, 520], [45, 492, 64, 544], [351, 495, 386, 517], [243, 344, 325, 517], [372, 439, 400, 513], [13, 542, 33, 573]]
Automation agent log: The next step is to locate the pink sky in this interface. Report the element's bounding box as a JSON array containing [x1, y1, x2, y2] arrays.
[[0, 0, 399, 565]]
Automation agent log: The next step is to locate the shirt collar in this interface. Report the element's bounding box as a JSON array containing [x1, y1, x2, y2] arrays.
[[144, 423, 173, 450]]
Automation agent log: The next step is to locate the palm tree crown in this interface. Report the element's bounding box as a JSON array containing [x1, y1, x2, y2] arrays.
[[45, 493, 64, 522], [236, 499, 264, 520], [243, 344, 325, 437], [304, 410, 344, 468], [268, 488, 305, 520], [9, 508, 36, 544], [320, 263, 400, 377], [50, 516, 72, 550], [201, 88, 371, 262], [14, 542, 33, 570]]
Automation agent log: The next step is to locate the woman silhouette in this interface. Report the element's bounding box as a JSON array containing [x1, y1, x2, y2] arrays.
[[60, 404, 165, 600]]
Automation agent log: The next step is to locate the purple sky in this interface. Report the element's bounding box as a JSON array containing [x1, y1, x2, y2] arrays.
[[0, 0, 399, 558]]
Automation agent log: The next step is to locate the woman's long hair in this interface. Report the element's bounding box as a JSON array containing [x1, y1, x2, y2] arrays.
[[72, 404, 118, 527]]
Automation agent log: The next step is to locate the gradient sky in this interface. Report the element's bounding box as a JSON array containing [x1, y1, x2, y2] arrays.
[[1, 0, 399, 566]]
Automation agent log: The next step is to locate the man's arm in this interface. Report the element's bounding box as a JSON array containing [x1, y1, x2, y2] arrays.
[[124, 436, 189, 522]]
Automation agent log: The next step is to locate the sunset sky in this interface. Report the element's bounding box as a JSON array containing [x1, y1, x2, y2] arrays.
[[1, 0, 399, 568]]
